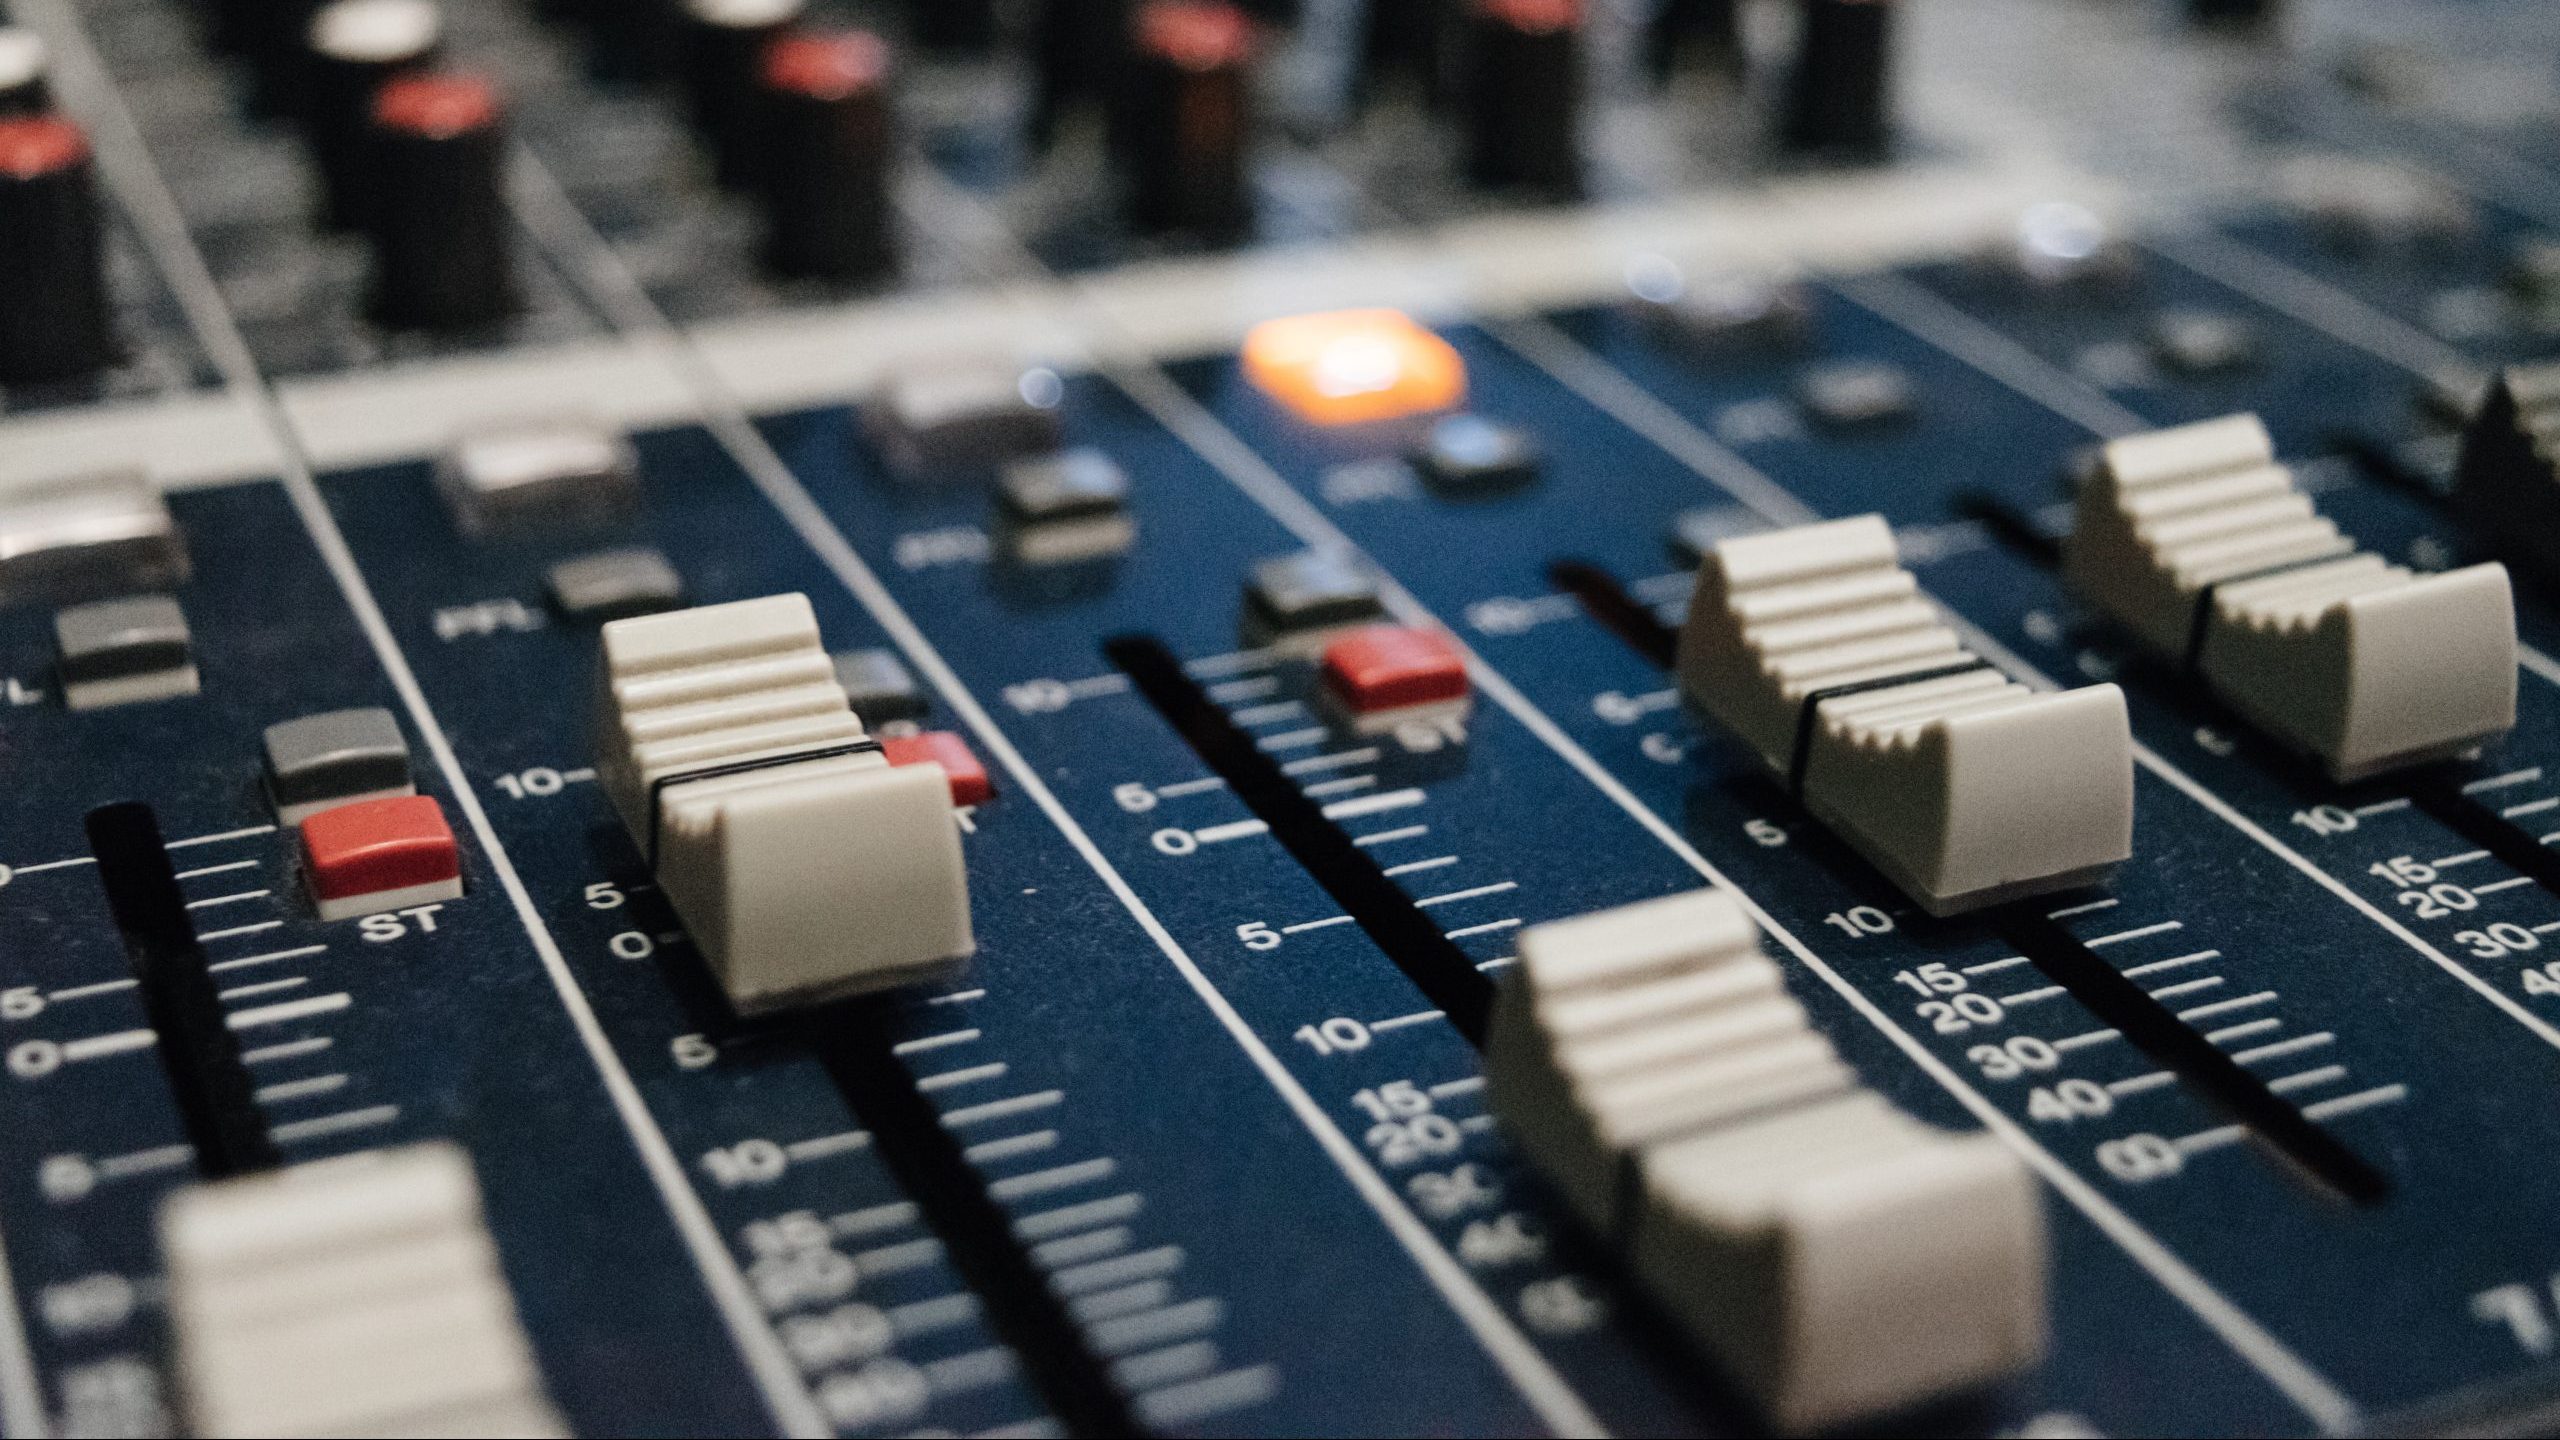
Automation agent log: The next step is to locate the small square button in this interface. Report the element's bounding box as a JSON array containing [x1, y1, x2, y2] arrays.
[[548, 548, 684, 621], [881, 731, 993, 807], [266, 707, 414, 825], [1323, 625, 1469, 715], [301, 794, 462, 921], [1247, 550, 1385, 635], [834, 648, 928, 725], [1794, 361, 1916, 430], [55, 594, 197, 710], [2148, 310, 2263, 377], [1415, 415, 1541, 496], [998, 449, 1129, 524]]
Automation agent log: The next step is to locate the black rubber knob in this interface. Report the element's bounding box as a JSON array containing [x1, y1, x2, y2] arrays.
[[1460, 0, 1581, 197], [1647, 0, 1740, 86], [1357, 0, 1447, 109], [756, 30, 897, 283], [906, 0, 999, 54], [303, 0, 442, 232], [1030, 0, 1129, 149], [1780, 0, 1893, 158], [0, 115, 117, 384], [0, 29, 53, 117], [245, 0, 327, 118], [681, 0, 809, 190], [1117, 0, 1256, 239], [366, 72, 519, 332]]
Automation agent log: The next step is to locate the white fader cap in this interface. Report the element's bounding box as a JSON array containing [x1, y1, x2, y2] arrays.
[[593, 593, 973, 1012], [1485, 891, 2047, 1432], [2068, 412, 2515, 782], [161, 1143, 565, 1438], [1678, 514, 2133, 915]]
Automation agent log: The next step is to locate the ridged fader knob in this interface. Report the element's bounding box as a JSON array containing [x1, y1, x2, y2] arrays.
[[366, 73, 519, 332], [1780, 0, 1893, 158], [1461, 0, 1582, 197], [0, 115, 117, 385], [757, 31, 897, 284], [304, 0, 443, 232], [1117, 0, 1255, 239]]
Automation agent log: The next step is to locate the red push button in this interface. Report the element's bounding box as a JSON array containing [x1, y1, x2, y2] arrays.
[[301, 795, 463, 921], [1323, 625, 1469, 714], [882, 732, 994, 808]]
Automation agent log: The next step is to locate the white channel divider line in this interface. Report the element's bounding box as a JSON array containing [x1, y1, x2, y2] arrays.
[[1092, 346, 2360, 1437], [7, 6, 832, 1434], [2128, 226, 2560, 689], [496, 152, 1609, 1440], [1816, 255, 2560, 1066]]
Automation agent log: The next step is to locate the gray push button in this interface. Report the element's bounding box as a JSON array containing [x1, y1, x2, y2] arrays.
[[265, 707, 414, 824], [0, 469, 190, 607], [55, 594, 198, 710], [996, 449, 1133, 563], [1794, 361, 1916, 431], [1246, 549, 1385, 645], [833, 648, 927, 725], [1415, 415, 1541, 496], [867, 363, 1064, 478], [547, 548, 684, 621], [436, 421, 640, 536]]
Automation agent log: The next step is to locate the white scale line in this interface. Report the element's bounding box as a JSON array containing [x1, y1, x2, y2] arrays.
[[1205, 678, 1278, 702], [254, 1073, 348, 1104], [2470, 770, 2548, 795], [269, 1104, 400, 1144], [2174, 1124, 2252, 1157], [207, 943, 326, 973], [94, 1145, 192, 1180], [930, 988, 987, 1005], [1229, 702, 1307, 726], [2506, 799, 2560, 820], [184, 889, 271, 909], [831, 1201, 919, 1238], [942, 1091, 1067, 1129], [2302, 1085, 2409, 1122], [0, 38, 839, 1428], [46, 979, 137, 1002], [2147, 977, 2226, 1002], [1322, 788, 1426, 821], [163, 825, 278, 851], [1430, 1077, 1487, 1098], [1015, 1193, 1145, 1240], [1256, 727, 1327, 751], [1998, 986, 2066, 1006], [965, 1131, 1059, 1165], [2124, 950, 2221, 978], [225, 993, 351, 1030], [2052, 1029, 2122, 1052], [918, 1062, 1008, 1092], [2268, 1066, 2351, 1096], [1381, 856, 1459, 877], [1281, 748, 1381, 775], [1156, 777, 1227, 798], [2086, 920, 2184, 948], [1369, 1010, 1444, 1033], [784, 1131, 871, 1163], [2476, 876, 2537, 895], [1444, 918, 1522, 940], [241, 1037, 333, 1065], [1302, 776, 1376, 798], [2107, 1071, 2178, 1097], [892, 1029, 982, 1056], [2048, 898, 2120, 919], [172, 859, 258, 880], [216, 977, 307, 1002], [195, 920, 283, 942], [1353, 825, 1429, 847], [2232, 1033, 2339, 1066], [6, 857, 93, 876], [61, 1029, 156, 1063], [1128, 319, 2375, 1428], [2208, 1018, 2286, 1046], [2432, 850, 2490, 869], [1192, 819, 1271, 846], [1963, 956, 2032, 975], [1281, 915, 1355, 935], [2179, 992, 2279, 1022], [2352, 799, 2412, 817], [1414, 882, 1518, 909]]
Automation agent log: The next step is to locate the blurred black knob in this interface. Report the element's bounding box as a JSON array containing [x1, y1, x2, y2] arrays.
[[0, 115, 117, 384], [1780, 0, 1893, 158], [366, 72, 519, 331], [304, 0, 442, 232], [1647, 0, 1740, 85], [0, 28, 52, 117], [906, 0, 999, 54], [1358, 0, 1446, 109], [757, 30, 897, 283], [1461, 0, 1582, 197], [682, 0, 808, 190], [2189, 0, 2276, 28], [1117, 0, 1256, 238], [246, 0, 327, 118], [1031, 0, 1129, 148]]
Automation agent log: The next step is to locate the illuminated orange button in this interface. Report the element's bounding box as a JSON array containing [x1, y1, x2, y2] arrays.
[[882, 731, 994, 808], [1241, 309, 1466, 426]]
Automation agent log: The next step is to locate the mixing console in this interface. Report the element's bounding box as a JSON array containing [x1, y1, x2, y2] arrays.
[[8, 0, 2560, 1434]]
